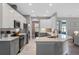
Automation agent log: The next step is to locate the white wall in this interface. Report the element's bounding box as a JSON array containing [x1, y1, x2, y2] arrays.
[[53, 3, 79, 17], [53, 3, 79, 35], [67, 18, 79, 36], [57, 17, 79, 36], [40, 19, 52, 28], [51, 16, 57, 29], [2, 4, 26, 29], [40, 16, 56, 30]]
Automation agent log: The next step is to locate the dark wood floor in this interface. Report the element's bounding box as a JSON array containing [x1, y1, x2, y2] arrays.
[[69, 40, 79, 55]]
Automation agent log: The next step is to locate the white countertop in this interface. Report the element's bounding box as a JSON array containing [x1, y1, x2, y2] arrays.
[[0, 33, 26, 41], [0, 36, 19, 41], [36, 34, 72, 42]]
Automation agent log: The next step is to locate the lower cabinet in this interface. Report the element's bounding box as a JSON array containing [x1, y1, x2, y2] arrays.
[[74, 35, 79, 46], [0, 41, 10, 55], [10, 38, 19, 55], [0, 38, 19, 55], [36, 41, 69, 55]]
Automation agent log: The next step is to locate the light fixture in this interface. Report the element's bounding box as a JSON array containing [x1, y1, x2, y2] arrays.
[[31, 10, 35, 13], [28, 3, 32, 6], [46, 10, 49, 13], [49, 3, 53, 7], [74, 31, 79, 36]]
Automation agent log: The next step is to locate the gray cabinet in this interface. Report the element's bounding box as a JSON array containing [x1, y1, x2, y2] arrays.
[[0, 38, 19, 55], [10, 38, 19, 55], [36, 41, 69, 55], [74, 35, 79, 45], [0, 41, 10, 55]]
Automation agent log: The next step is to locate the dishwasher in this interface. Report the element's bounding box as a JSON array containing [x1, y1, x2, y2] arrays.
[[19, 35, 25, 51]]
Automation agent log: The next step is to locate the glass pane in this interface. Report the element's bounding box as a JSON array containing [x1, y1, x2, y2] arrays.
[[61, 20, 67, 34]]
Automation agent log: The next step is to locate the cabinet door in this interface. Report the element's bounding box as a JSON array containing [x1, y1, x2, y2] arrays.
[[2, 4, 14, 28], [0, 41, 10, 55], [74, 36, 79, 45], [10, 38, 19, 55], [0, 3, 2, 28], [36, 42, 56, 55]]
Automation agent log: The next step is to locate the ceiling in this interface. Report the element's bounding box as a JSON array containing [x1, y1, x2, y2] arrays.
[[11, 3, 79, 17], [11, 3, 56, 17]]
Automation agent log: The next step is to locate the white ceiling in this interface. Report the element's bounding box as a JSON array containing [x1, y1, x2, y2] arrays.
[[13, 3, 56, 17], [12, 3, 79, 17]]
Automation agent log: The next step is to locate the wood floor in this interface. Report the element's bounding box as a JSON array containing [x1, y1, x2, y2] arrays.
[[18, 39, 36, 55], [68, 40, 79, 55], [18, 39, 79, 55]]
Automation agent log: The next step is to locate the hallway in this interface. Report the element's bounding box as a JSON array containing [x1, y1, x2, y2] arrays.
[[18, 39, 36, 55]]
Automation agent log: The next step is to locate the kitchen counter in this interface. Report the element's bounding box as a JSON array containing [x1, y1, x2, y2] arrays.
[[0, 36, 19, 41], [0, 33, 26, 41], [36, 34, 72, 42], [36, 34, 72, 55]]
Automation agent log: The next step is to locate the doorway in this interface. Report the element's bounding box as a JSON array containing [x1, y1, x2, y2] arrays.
[[32, 21, 40, 38], [56, 20, 67, 34]]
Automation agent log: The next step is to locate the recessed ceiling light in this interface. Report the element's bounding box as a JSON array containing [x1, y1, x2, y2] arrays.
[[46, 10, 49, 13], [31, 10, 35, 13], [28, 3, 32, 6], [49, 3, 53, 7]]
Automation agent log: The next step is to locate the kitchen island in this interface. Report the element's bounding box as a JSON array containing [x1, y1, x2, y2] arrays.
[[0, 36, 19, 55], [36, 34, 72, 55]]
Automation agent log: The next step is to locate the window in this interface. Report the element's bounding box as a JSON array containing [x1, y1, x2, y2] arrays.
[[61, 20, 67, 34]]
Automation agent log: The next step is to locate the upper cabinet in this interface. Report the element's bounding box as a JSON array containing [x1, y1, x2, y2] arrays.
[[0, 3, 2, 28], [2, 4, 26, 29]]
